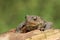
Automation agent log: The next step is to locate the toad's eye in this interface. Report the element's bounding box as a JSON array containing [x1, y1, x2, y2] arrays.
[[32, 17, 37, 21]]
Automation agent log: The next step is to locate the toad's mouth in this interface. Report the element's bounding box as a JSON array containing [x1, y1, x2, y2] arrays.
[[27, 22, 39, 26]]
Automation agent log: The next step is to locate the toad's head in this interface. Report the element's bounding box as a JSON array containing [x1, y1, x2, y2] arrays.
[[25, 15, 45, 27]]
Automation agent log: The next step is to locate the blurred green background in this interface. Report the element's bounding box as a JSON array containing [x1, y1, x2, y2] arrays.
[[0, 0, 60, 34]]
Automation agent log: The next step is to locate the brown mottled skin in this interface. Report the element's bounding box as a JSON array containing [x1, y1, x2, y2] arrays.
[[16, 15, 52, 33]]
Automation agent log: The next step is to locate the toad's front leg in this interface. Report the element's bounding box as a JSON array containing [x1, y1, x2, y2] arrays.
[[44, 22, 53, 30]]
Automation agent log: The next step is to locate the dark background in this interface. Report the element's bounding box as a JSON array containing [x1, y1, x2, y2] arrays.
[[0, 0, 60, 33]]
